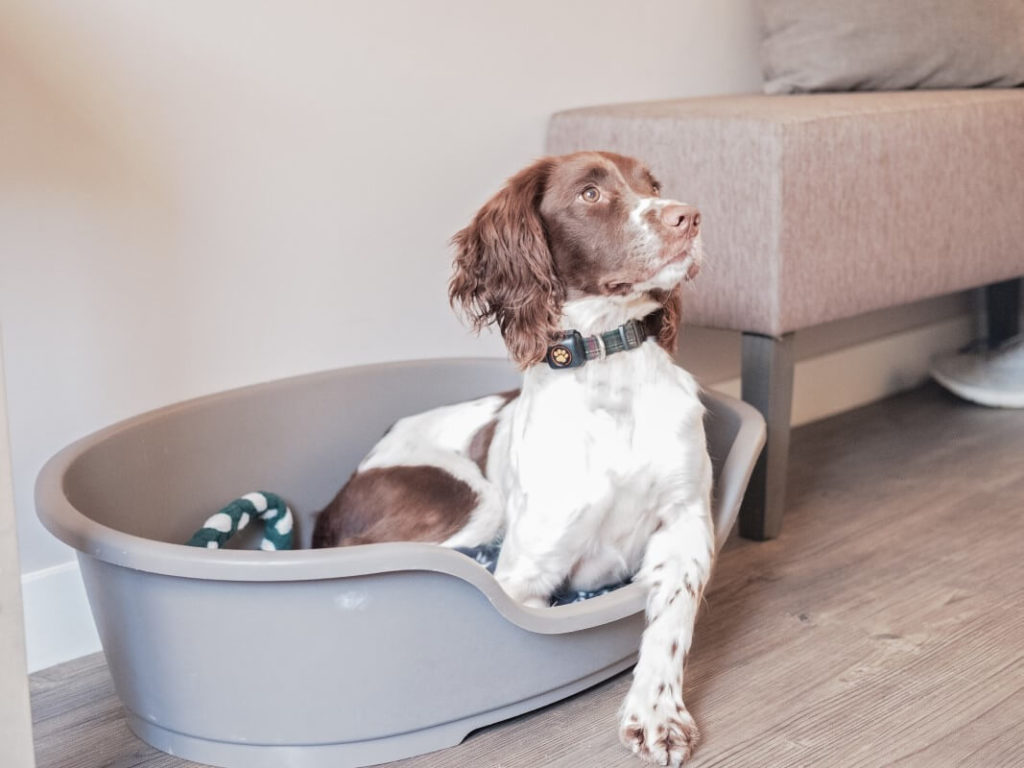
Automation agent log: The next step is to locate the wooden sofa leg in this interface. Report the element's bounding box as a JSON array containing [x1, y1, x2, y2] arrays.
[[985, 278, 1022, 348], [739, 332, 795, 541]]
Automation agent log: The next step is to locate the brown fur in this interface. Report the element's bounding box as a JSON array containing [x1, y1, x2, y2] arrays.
[[449, 160, 564, 368], [650, 287, 682, 354], [311, 465, 477, 548], [468, 420, 498, 476], [450, 152, 692, 367], [467, 389, 519, 475]]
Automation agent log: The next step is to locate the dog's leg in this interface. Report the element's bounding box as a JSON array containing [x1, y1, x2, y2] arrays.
[[491, 496, 599, 608], [619, 504, 714, 767], [492, 536, 576, 608]]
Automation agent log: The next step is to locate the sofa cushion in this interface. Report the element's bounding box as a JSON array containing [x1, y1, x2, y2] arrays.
[[756, 0, 1024, 94], [547, 90, 1024, 336]]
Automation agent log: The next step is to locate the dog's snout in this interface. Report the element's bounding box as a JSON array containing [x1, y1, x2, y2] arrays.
[[661, 204, 701, 238]]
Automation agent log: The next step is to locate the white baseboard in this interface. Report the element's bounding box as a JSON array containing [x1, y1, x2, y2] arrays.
[[21, 561, 100, 673], [710, 314, 974, 427], [19, 313, 975, 672]]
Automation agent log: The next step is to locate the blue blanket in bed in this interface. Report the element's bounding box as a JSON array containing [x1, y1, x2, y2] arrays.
[[454, 540, 633, 606]]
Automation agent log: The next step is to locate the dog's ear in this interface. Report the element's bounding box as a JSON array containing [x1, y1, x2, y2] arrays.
[[654, 286, 682, 355], [449, 158, 564, 368]]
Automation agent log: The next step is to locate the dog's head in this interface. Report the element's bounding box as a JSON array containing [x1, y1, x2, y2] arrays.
[[450, 151, 703, 367]]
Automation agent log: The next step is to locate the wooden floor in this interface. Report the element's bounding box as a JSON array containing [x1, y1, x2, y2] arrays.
[[31, 383, 1024, 768]]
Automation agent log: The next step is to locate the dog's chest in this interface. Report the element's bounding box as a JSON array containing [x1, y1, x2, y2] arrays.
[[494, 350, 705, 587], [502, 349, 704, 515]]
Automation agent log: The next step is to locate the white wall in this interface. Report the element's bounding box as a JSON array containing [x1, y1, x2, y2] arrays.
[[1, 1, 762, 577]]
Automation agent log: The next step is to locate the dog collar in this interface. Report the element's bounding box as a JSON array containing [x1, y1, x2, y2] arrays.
[[545, 311, 663, 370]]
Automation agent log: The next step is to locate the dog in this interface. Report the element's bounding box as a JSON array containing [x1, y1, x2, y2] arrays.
[[313, 151, 714, 766]]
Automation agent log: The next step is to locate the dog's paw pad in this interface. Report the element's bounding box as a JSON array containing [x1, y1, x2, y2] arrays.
[[619, 702, 698, 766]]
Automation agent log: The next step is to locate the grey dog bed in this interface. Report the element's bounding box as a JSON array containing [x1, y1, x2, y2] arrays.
[[36, 358, 765, 768]]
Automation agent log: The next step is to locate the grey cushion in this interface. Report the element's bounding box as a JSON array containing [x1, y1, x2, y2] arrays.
[[757, 0, 1024, 94]]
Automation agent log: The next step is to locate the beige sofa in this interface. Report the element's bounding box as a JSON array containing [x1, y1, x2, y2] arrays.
[[547, 89, 1024, 539]]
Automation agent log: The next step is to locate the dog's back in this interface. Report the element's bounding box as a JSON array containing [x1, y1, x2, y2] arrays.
[[311, 391, 515, 548]]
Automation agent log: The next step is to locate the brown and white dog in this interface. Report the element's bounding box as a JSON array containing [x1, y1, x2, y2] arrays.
[[313, 151, 713, 766]]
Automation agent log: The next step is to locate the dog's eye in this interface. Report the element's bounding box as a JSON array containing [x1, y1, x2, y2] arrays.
[[581, 186, 601, 203]]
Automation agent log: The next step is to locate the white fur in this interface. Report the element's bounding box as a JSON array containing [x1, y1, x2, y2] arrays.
[[628, 197, 661, 257]]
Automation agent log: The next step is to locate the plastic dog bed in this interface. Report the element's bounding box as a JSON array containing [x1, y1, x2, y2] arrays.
[[36, 358, 765, 768]]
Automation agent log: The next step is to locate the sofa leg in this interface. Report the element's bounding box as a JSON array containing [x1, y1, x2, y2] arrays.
[[985, 278, 1021, 348], [739, 332, 795, 541]]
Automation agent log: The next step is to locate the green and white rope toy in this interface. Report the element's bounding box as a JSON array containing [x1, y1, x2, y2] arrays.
[[186, 491, 294, 551]]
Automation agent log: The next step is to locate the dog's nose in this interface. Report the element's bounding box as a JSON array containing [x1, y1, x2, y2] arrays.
[[661, 204, 701, 238]]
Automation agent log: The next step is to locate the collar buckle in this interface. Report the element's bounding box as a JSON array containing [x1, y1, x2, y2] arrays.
[[546, 330, 587, 370]]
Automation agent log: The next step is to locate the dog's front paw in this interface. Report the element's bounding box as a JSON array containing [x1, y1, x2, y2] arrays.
[[619, 692, 698, 767]]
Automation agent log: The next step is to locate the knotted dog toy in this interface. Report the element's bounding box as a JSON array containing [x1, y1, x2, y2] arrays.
[[186, 491, 294, 551]]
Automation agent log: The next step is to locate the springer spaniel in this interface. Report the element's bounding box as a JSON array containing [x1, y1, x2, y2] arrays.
[[313, 151, 713, 766]]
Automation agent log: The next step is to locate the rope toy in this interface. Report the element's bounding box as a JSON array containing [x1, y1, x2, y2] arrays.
[[186, 491, 294, 551]]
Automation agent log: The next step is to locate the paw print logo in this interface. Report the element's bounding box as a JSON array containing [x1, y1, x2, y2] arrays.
[[551, 346, 572, 366]]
